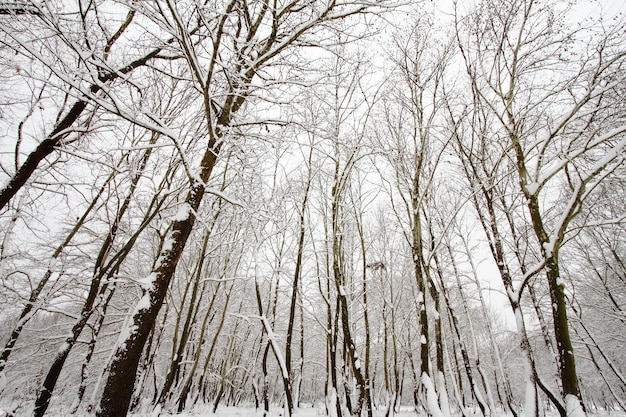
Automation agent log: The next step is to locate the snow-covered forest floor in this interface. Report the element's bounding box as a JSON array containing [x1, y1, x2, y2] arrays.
[[159, 409, 626, 417], [37, 409, 626, 417], [18, 405, 626, 417], [134, 409, 626, 417]]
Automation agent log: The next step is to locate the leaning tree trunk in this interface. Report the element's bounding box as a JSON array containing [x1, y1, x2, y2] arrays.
[[96, 131, 222, 416]]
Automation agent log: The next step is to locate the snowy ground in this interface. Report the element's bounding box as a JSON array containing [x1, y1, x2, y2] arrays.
[[161, 408, 625, 417], [150, 406, 435, 417], [8, 404, 625, 417], [153, 407, 626, 417], [138, 408, 626, 417]]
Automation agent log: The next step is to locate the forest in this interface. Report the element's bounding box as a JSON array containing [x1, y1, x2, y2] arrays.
[[0, 0, 624, 416]]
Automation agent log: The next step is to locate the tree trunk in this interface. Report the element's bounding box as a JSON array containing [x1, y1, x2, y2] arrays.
[[285, 146, 312, 414], [71, 285, 116, 414], [34, 129, 162, 417], [546, 256, 583, 410], [96, 133, 221, 416]]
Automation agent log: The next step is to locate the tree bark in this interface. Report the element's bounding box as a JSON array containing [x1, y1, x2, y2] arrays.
[[96, 133, 221, 416]]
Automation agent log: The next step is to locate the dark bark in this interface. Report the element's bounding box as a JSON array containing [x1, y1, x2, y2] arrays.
[[96, 133, 221, 416], [0, 5, 42, 15], [285, 171, 309, 416], [72, 286, 116, 413], [330, 298, 343, 417], [331, 169, 371, 417], [546, 257, 582, 404], [176, 273, 229, 412], [33, 130, 161, 417], [156, 233, 208, 408], [34, 289, 103, 417], [356, 204, 373, 417], [525, 180, 583, 407], [0, 162, 119, 371]]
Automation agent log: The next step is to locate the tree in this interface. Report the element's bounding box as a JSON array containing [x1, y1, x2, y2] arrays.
[[374, 12, 454, 416], [95, 1, 399, 416], [454, 0, 626, 415]]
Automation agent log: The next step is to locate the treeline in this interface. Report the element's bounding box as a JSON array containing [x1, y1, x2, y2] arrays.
[[0, 1, 624, 416]]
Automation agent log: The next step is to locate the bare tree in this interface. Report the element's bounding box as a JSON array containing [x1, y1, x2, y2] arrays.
[[454, 0, 626, 415], [93, 1, 398, 416], [0, 1, 176, 211], [374, 13, 455, 416]]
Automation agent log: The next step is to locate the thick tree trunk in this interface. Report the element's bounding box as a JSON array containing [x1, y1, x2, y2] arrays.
[[96, 135, 221, 417], [546, 257, 583, 410]]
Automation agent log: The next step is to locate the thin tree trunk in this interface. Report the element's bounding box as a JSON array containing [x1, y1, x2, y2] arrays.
[[331, 169, 370, 417], [71, 285, 116, 414], [285, 144, 312, 415], [0, 159, 124, 373], [192, 281, 233, 407], [176, 279, 230, 412], [33, 130, 164, 417], [355, 203, 373, 417], [441, 244, 489, 417]]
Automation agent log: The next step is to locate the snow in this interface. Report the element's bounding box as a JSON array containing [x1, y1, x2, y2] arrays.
[[326, 387, 338, 417], [566, 394, 586, 417], [115, 322, 138, 355], [436, 371, 451, 417], [206, 188, 246, 207], [506, 286, 519, 303], [524, 376, 537, 417], [525, 182, 539, 195], [114, 291, 152, 355], [153, 236, 176, 270], [0, 371, 6, 393], [421, 334, 427, 344], [48, 405, 340, 417], [258, 315, 290, 380], [161, 236, 176, 254], [135, 291, 153, 313], [542, 240, 555, 258], [138, 272, 158, 291], [422, 372, 446, 417], [172, 203, 192, 222], [57, 340, 71, 355], [25, 398, 626, 417]]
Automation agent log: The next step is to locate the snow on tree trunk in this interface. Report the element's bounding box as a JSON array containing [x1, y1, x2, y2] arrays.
[[436, 371, 451, 417], [327, 386, 339, 417], [422, 372, 445, 417], [566, 394, 586, 417], [96, 178, 209, 416]]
